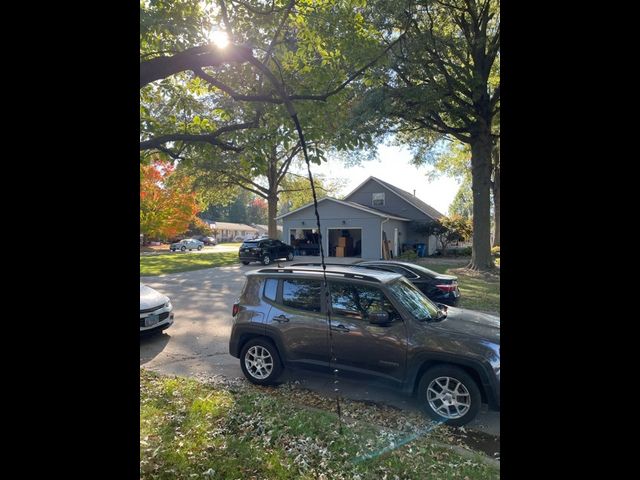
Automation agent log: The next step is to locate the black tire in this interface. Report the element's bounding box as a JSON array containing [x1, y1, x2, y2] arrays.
[[286, 252, 294, 261], [239, 338, 283, 385], [181, 246, 186, 252], [262, 255, 271, 265], [197, 245, 203, 251], [241, 261, 250, 265], [417, 365, 481, 427]]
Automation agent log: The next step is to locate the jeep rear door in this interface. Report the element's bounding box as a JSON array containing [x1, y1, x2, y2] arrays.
[[264, 278, 329, 367]]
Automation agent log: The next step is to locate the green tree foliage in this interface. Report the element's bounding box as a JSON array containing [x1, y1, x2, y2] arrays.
[[414, 215, 472, 256], [352, 0, 499, 270], [449, 179, 473, 219], [279, 174, 345, 212]]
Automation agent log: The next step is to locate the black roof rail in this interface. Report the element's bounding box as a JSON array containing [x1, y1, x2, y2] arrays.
[[256, 267, 383, 283]]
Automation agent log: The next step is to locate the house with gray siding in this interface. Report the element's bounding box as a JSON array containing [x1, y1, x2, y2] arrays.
[[276, 176, 443, 260]]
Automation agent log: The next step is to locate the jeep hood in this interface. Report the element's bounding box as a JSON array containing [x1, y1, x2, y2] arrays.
[[430, 307, 500, 343]]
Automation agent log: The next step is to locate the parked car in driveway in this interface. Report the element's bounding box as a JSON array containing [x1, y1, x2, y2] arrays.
[[292, 260, 461, 306], [229, 265, 499, 426], [239, 238, 294, 265], [203, 236, 217, 245], [170, 238, 204, 252], [140, 283, 174, 334]]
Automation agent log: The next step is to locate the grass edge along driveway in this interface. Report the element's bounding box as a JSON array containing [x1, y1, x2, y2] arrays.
[[140, 370, 499, 479], [140, 251, 239, 276]]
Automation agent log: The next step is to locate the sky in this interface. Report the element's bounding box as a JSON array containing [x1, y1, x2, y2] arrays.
[[292, 144, 461, 215]]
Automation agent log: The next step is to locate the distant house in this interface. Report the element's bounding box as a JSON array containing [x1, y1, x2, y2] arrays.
[[211, 222, 259, 242], [276, 176, 444, 260], [252, 224, 283, 237]]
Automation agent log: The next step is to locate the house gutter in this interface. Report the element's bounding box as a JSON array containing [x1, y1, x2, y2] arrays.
[[380, 217, 390, 259]]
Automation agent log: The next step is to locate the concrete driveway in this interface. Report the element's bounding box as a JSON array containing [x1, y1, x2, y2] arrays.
[[140, 258, 500, 437]]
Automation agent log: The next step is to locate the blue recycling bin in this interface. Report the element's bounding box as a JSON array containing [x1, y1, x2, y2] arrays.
[[416, 243, 426, 257]]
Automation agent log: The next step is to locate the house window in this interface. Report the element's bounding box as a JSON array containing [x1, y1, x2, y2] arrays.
[[372, 192, 385, 206]]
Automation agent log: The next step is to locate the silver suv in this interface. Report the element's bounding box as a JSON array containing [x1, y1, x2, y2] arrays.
[[229, 265, 500, 426]]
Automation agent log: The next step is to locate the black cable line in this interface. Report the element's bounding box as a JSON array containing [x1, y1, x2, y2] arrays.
[[290, 112, 342, 433]]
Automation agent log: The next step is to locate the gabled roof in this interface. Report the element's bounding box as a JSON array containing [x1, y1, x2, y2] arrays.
[[344, 176, 444, 220], [213, 222, 258, 231], [276, 197, 411, 221]]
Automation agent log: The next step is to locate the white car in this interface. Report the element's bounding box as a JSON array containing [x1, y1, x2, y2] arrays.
[[170, 238, 204, 252], [140, 284, 174, 334]]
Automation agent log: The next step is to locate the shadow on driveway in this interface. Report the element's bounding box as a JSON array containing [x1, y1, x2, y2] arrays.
[[140, 332, 171, 365]]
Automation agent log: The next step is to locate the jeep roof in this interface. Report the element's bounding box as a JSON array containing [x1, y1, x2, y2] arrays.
[[246, 265, 403, 284]]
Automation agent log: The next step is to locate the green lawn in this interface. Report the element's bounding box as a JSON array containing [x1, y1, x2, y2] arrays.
[[140, 251, 239, 276], [417, 262, 500, 314], [141, 370, 499, 479]]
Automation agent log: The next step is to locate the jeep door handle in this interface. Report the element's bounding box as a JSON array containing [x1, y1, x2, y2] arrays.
[[331, 324, 350, 332], [273, 314, 289, 323]]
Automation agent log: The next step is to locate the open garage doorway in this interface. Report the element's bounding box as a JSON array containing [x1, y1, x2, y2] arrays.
[[289, 228, 320, 256], [328, 228, 362, 258]]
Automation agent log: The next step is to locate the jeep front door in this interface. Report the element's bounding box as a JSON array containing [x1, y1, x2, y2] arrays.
[[328, 281, 408, 383]]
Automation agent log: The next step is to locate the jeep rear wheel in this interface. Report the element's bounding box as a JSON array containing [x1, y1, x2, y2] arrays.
[[262, 255, 271, 265], [417, 365, 481, 427], [240, 338, 283, 385]]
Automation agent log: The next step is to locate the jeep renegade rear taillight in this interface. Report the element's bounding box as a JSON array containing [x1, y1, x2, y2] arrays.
[[232, 303, 240, 317]]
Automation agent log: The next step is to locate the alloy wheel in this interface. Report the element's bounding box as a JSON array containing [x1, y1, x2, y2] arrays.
[[244, 346, 274, 379], [426, 376, 471, 419]]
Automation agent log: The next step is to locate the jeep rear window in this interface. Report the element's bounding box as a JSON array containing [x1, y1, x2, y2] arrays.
[[282, 279, 321, 313], [239, 277, 261, 306], [242, 241, 259, 248], [263, 278, 278, 301]]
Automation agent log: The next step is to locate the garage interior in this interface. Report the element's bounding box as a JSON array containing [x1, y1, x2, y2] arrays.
[[328, 228, 362, 257], [289, 228, 320, 256]]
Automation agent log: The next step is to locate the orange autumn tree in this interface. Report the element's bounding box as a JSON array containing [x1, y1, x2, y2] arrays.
[[140, 160, 198, 242]]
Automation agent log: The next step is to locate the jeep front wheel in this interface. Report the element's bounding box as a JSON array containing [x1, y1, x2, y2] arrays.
[[417, 365, 481, 427]]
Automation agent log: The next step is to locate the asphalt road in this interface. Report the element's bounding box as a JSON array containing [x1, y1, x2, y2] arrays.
[[140, 259, 500, 437]]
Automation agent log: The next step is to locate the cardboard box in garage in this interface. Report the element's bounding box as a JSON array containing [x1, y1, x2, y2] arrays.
[[335, 246, 346, 257], [337, 236, 352, 247]]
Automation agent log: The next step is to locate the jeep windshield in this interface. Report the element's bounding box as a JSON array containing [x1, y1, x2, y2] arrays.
[[389, 278, 443, 321]]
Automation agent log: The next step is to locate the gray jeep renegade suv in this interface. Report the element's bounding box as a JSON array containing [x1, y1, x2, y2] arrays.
[[229, 265, 500, 426]]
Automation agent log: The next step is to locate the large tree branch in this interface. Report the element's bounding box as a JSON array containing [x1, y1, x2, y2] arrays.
[[140, 44, 254, 88], [193, 68, 282, 103], [140, 116, 259, 153], [276, 144, 301, 185]]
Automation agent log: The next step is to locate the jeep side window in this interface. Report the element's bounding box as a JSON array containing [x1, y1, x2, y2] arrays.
[[263, 278, 278, 301], [330, 282, 399, 320], [282, 279, 321, 312]]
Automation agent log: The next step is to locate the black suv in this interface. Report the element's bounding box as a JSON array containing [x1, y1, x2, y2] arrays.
[[239, 239, 295, 265], [229, 266, 500, 426]]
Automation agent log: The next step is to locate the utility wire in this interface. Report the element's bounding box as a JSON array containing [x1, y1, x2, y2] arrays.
[[290, 112, 342, 433]]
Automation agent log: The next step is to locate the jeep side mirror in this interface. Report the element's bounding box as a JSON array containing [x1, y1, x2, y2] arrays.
[[368, 311, 390, 325], [436, 303, 448, 313]]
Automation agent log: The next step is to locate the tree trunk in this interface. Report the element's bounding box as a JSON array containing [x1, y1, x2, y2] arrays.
[[267, 191, 278, 238], [469, 128, 494, 271], [267, 147, 279, 239], [491, 139, 500, 248]]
